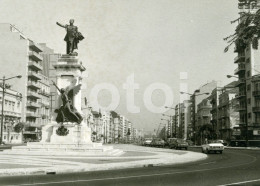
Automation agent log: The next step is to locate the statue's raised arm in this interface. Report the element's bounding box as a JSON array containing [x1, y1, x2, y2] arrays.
[[56, 22, 66, 28], [52, 80, 62, 94]]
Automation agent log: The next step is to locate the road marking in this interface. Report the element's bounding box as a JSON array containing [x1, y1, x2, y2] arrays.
[[218, 178, 260, 186], [199, 161, 216, 165]]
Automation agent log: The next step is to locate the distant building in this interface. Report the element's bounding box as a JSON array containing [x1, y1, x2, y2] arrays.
[[210, 87, 223, 137], [189, 81, 218, 141], [197, 98, 212, 128], [0, 88, 22, 143], [39, 43, 60, 118]]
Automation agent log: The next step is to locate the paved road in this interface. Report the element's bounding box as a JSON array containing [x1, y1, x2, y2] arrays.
[[0, 148, 260, 186]]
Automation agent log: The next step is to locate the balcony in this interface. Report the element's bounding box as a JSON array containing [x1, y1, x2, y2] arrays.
[[235, 80, 245, 87], [236, 106, 246, 112], [238, 121, 246, 126], [253, 106, 260, 113], [28, 71, 41, 80], [28, 61, 43, 71], [234, 53, 245, 63], [38, 90, 50, 97], [251, 123, 260, 127], [29, 51, 43, 61], [234, 64, 245, 75], [41, 102, 50, 109], [236, 92, 246, 99], [27, 81, 41, 89], [27, 91, 40, 99], [29, 41, 43, 53], [26, 112, 40, 118], [26, 101, 40, 108], [220, 113, 228, 118], [253, 90, 260, 97]]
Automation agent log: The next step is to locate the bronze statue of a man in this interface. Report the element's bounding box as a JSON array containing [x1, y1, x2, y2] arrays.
[[56, 19, 84, 55]]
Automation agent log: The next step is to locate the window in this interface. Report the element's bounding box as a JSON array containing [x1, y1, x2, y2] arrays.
[[248, 98, 251, 105], [247, 70, 251, 77], [248, 113, 251, 119], [246, 57, 250, 63], [247, 84, 251, 91]]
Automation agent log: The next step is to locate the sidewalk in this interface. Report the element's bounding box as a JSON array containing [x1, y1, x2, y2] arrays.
[[0, 144, 207, 177], [190, 145, 260, 150]]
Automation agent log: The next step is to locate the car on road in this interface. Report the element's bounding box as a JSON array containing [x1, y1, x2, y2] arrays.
[[150, 138, 165, 148], [215, 139, 228, 146], [169, 138, 188, 150], [143, 138, 153, 146], [201, 140, 224, 154]]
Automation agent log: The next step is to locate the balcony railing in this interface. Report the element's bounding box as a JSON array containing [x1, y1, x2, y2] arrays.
[[27, 91, 40, 99], [251, 123, 260, 127], [26, 112, 40, 118], [26, 101, 40, 108], [28, 71, 41, 80], [27, 81, 41, 89], [253, 90, 260, 97], [235, 106, 246, 112], [28, 61, 43, 71], [236, 92, 246, 99], [29, 41, 43, 53], [253, 106, 260, 112], [234, 64, 245, 74], [234, 53, 245, 63], [235, 80, 245, 87], [29, 51, 43, 61], [38, 90, 50, 97]]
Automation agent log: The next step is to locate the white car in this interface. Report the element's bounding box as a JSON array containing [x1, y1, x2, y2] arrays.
[[143, 138, 152, 146], [201, 140, 224, 154]]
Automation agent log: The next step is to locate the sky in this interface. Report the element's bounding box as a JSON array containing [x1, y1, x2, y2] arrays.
[[0, 0, 239, 132]]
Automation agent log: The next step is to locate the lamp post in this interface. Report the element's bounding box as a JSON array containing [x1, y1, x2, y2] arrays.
[[180, 91, 210, 145], [0, 75, 22, 145]]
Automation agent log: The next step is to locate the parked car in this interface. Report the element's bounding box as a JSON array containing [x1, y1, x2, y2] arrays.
[[143, 138, 153, 146], [150, 138, 165, 148], [186, 140, 194, 146], [215, 139, 228, 146], [201, 140, 224, 154], [169, 138, 188, 150], [165, 138, 176, 147]]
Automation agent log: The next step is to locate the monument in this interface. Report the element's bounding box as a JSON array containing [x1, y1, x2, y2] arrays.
[[3, 20, 123, 156]]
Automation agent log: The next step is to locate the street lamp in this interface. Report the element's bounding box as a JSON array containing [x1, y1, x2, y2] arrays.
[[180, 91, 210, 145], [0, 75, 22, 145]]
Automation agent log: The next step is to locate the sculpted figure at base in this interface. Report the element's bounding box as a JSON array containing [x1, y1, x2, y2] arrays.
[[52, 81, 83, 124], [56, 19, 84, 55]]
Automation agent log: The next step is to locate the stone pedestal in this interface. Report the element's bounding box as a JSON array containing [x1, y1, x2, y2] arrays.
[[41, 122, 92, 144]]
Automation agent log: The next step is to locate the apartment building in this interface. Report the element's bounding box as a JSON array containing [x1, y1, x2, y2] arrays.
[[218, 85, 239, 142], [0, 89, 22, 143], [0, 24, 44, 128]]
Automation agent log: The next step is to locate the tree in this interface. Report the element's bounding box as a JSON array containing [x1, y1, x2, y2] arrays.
[[14, 122, 25, 133], [224, 8, 260, 52]]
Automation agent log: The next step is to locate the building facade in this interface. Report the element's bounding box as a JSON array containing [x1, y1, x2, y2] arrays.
[[0, 89, 22, 143]]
